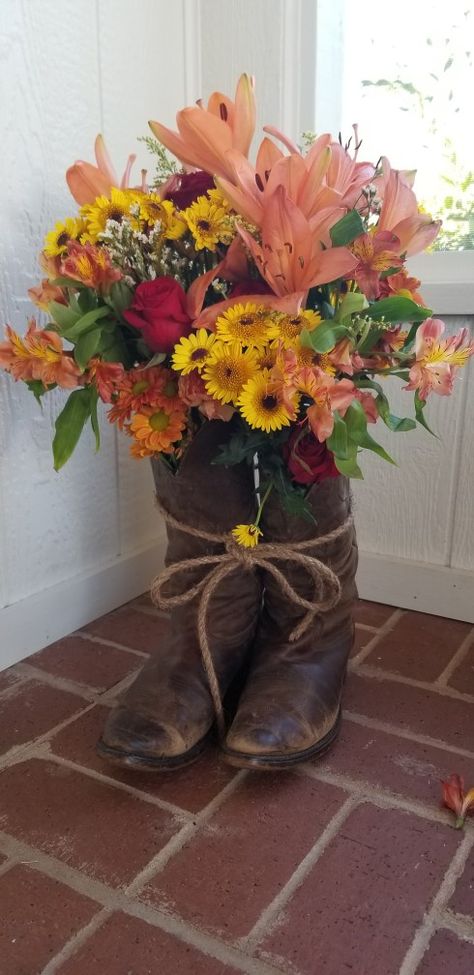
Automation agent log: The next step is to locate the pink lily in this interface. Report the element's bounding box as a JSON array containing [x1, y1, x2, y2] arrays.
[[376, 158, 441, 256], [237, 185, 357, 296], [405, 317, 474, 399], [149, 74, 256, 182], [66, 135, 137, 205]]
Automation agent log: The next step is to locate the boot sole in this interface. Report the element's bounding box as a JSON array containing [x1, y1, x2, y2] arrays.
[[95, 732, 211, 772], [221, 709, 342, 771]]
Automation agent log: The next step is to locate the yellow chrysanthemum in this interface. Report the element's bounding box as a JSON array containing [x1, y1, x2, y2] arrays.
[[257, 344, 279, 370], [231, 523, 263, 548], [171, 329, 216, 374], [215, 303, 273, 349], [267, 309, 321, 348], [184, 194, 234, 251], [138, 193, 186, 239], [44, 217, 87, 257], [207, 187, 231, 210], [203, 341, 258, 404], [129, 405, 186, 454], [81, 188, 139, 242], [238, 370, 294, 433]]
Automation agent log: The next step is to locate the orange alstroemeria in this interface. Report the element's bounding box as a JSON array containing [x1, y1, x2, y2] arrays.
[[405, 317, 474, 399], [379, 268, 425, 305], [441, 774, 474, 829], [375, 157, 441, 257], [0, 319, 81, 388], [271, 353, 355, 441], [60, 241, 122, 293], [149, 74, 256, 182], [66, 134, 137, 206], [87, 359, 125, 403], [351, 231, 403, 299], [28, 279, 67, 312], [237, 185, 358, 296]]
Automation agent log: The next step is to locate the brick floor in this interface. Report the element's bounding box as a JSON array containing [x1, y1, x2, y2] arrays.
[[0, 597, 472, 974]]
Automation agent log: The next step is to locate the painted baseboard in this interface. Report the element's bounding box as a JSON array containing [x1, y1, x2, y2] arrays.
[[357, 551, 474, 624], [0, 540, 165, 672], [1, 544, 473, 673]]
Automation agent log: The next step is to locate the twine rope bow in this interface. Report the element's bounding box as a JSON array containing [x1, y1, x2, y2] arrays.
[[151, 500, 353, 738]]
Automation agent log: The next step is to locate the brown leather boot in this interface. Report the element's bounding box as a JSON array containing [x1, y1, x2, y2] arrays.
[[97, 420, 261, 771], [222, 475, 358, 769]]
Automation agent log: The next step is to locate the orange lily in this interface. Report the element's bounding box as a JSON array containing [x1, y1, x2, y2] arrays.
[[376, 157, 441, 256], [237, 185, 357, 296], [66, 134, 137, 205], [441, 774, 474, 829], [149, 74, 256, 181]]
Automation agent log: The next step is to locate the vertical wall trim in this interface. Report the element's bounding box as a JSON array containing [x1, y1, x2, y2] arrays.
[[445, 354, 472, 566]]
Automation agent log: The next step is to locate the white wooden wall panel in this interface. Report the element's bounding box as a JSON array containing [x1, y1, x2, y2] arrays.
[[450, 350, 474, 570]]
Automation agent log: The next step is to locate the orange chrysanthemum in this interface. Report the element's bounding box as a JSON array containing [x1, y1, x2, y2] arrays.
[[129, 404, 186, 454], [108, 365, 180, 429]]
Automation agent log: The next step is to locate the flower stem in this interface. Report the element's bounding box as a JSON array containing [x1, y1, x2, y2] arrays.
[[254, 482, 273, 528]]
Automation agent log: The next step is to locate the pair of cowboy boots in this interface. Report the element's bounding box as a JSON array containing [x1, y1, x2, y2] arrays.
[[97, 420, 358, 771]]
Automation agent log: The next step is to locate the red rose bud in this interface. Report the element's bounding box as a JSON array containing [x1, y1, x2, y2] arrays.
[[165, 171, 215, 210], [124, 277, 192, 354], [284, 429, 339, 485]]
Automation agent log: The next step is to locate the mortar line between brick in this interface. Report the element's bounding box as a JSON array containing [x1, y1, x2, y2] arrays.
[[0, 831, 285, 975], [75, 630, 149, 658], [242, 795, 359, 952], [435, 628, 474, 688], [398, 831, 474, 975], [124, 769, 249, 896], [298, 765, 468, 828], [350, 608, 404, 664], [437, 907, 474, 942], [40, 908, 112, 975], [349, 661, 474, 705], [344, 710, 474, 760], [0, 701, 97, 771], [13, 662, 99, 703], [128, 602, 169, 621], [0, 858, 15, 879], [354, 622, 379, 633], [32, 742, 193, 822]]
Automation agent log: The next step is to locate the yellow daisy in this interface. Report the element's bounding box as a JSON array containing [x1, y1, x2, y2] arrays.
[[238, 370, 294, 433], [44, 217, 86, 257], [203, 341, 258, 404], [267, 309, 321, 348], [138, 194, 186, 239], [231, 524, 263, 548], [215, 303, 272, 349], [184, 195, 234, 251], [81, 187, 138, 242], [171, 329, 216, 374], [207, 187, 231, 210]]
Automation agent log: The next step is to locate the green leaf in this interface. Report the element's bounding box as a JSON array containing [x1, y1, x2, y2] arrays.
[[300, 322, 349, 354], [335, 291, 368, 324], [326, 412, 350, 459], [106, 281, 133, 316], [25, 379, 56, 404], [52, 387, 93, 470], [414, 389, 438, 436], [334, 452, 364, 479], [368, 297, 432, 323], [48, 301, 80, 330], [344, 400, 368, 444], [376, 394, 416, 432], [61, 306, 111, 341], [89, 387, 100, 452], [358, 429, 396, 464], [74, 328, 103, 370], [329, 210, 365, 247]]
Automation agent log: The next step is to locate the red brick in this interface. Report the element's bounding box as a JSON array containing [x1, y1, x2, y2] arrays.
[[351, 625, 374, 658], [30, 635, 140, 692], [0, 864, 98, 973], [450, 848, 474, 918], [320, 719, 474, 808], [51, 705, 238, 813], [449, 640, 474, 697], [259, 804, 461, 974], [0, 680, 86, 755], [56, 912, 240, 974], [353, 600, 395, 627], [143, 776, 346, 938], [364, 612, 471, 682], [0, 668, 25, 695], [82, 608, 170, 654], [0, 759, 179, 887], [416, 929, 474, 974], [345, 673, 474, 750]]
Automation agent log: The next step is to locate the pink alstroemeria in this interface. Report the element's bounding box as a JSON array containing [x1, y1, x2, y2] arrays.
[[406, 317, 474, 399], [66, 135, 137, 205], [351, 231, 403, 299], [376, 158, 441, 256], [149, 74, 256, 182], [441, 774, 474, 829], [237, 186, 357, 296]]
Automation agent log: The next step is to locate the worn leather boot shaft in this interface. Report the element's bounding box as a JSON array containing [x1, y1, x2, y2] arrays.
[[98, 419, 261, 770], [224, 476, 358, 768]]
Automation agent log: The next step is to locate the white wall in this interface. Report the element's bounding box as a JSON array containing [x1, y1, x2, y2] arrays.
[[1, 0, 473, 672]]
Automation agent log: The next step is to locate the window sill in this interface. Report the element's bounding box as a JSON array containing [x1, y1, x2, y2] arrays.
[[407, 252, 474, 315]]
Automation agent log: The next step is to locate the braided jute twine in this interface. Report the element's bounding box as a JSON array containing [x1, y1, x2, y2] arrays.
[[151, 499, 353, 738]]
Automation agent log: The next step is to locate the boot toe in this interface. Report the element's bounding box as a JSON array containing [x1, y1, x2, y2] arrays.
[[224, 705, 340, 767], [97, 706, 209, 770]]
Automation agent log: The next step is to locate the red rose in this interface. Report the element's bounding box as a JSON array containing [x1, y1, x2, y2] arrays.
[[229, 278, 272, 298], [284, 429, 339, 485], [165, 171, 215, 210], [124, 277, 191, 354]]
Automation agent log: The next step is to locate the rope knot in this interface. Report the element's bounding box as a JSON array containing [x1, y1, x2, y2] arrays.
[[224, 537, 256, 567]]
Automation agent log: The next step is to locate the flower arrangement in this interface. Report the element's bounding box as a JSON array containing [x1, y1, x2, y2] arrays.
[[1, 74, 473, 535]]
